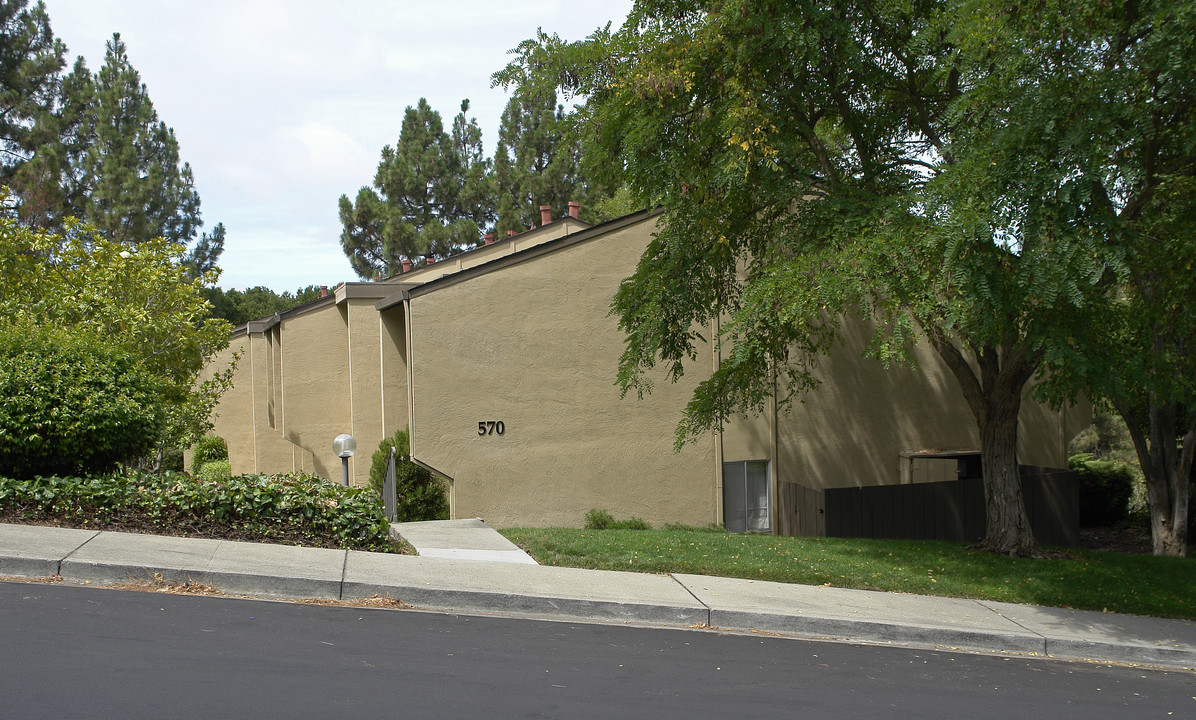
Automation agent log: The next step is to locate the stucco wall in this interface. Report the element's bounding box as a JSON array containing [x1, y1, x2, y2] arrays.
[[278, 304, 351, 481], [205, 336, 252, 474], [345, 299, 385, 488], [407, 216, 718, 528], [772, 316, 1081, 490], [379, 308, 408, 440], [205, 331, 297, 475]]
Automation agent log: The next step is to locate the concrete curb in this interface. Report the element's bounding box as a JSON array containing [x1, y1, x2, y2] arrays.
[[1, 524, 1193, 671], [342, 551, 709, 627]]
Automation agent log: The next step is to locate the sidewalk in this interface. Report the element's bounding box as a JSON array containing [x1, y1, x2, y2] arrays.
[[1, 521, 1192, 671]]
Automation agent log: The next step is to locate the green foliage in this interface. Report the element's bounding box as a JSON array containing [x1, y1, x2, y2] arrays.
[[368, 428, 449, 522], [339, 98, 493, 279], [584, 508, 650, 530], [190, 435, 228, 474], [498, 0, 1134, 555], [159, 446, 184, 473], [203, 284, 328, 325], [0, 216, 233, 452], [1069, 454, 1135, 528], [195, 459, 231, 483], [0, 470, 395, 551], [958, 0, 1196, 556], [1068, 408, 1141, 471], [0, 324, 163, 478], [184, 222, 225, 280]]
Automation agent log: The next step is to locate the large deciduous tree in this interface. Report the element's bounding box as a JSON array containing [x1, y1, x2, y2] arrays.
[[956, 1, 1195, 556], [497, 0, 1131, 556], [339, 98, 492, 279]]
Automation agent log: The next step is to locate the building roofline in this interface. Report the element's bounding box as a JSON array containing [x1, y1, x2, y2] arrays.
[[378, 215, 592, 285], [405, 208, 661, 300], [374, 283, 422, 311]]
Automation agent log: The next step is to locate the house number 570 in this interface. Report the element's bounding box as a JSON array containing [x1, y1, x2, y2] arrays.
[[478, 421, 505, 436]]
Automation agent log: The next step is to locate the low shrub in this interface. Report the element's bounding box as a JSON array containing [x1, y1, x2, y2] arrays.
[[191, 435, 229, 475], [368, 428, 448, 522], [159, 446, 185, 473], [0, 470, 394, 552], [0, 325, 163, 479], [1069, 453, 1135, 527], [584, 508, 650, 530], [196, 460, 231, 483]]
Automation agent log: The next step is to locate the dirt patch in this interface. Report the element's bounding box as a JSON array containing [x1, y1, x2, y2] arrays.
[[1077, 526, 1155, 555]]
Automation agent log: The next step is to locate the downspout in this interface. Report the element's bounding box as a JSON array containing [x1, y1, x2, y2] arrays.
[[249, 335, 258, 474], [712, 315, 723, 527], [770, 360, 780, 536]]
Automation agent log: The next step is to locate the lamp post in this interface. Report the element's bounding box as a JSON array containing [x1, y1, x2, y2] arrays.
[[332, 433, 356, 487]]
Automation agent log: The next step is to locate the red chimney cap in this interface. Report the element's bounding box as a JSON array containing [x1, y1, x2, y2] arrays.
[[540, 205, 552, 226]]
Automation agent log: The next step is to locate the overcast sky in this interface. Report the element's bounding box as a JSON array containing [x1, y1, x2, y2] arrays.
[[46, 0, 633, 291]]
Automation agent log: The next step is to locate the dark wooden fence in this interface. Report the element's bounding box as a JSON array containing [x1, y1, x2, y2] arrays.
[[777, 466, 1079, 546]]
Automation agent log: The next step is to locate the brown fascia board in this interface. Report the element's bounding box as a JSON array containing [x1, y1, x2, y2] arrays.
[[376, 216, 594, 284], [374, 283, 421, 311], [334, 282, 400, 304], [244, 315, 279, 335], [405, 208, 662, 300], [276, 293, 337, 322]]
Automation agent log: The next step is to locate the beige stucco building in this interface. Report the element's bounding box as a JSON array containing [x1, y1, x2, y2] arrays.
[[205, 208, 1089, 533]]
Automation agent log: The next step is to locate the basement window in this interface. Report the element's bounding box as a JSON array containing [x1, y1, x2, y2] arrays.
[[723, 460, 771, 533]]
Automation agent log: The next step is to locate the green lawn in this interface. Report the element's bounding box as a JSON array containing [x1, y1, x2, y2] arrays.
[[499, 527, 1196, 620]]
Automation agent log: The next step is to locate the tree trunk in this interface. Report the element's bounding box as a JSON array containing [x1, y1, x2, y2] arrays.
[[978, 390, 1036, 555], [927, 334, 1038, 556], [1117, 398, 1192, 558]]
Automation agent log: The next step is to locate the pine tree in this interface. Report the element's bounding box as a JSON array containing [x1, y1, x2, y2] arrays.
[[0, 0, 66, 223], [450, 99, 494, 237], [67, 33, 202, 247], [184, 221, 225, 280], [2, 13, 224, 272], [339, 98, 488, 279], [492, 91, 586, 235]]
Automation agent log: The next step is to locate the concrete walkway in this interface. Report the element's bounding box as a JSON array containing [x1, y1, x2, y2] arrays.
[[391, 518, 538, 564], [0, 521, 1192, 671]]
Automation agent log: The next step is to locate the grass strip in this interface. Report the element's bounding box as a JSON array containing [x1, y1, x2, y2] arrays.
[[500, 527, 1195, 620]]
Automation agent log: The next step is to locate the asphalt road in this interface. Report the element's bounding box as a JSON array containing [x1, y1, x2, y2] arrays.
[[1, 581, 1191, 719]]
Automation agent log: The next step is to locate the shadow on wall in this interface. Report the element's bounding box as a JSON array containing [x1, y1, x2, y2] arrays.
[[776, 317, 1064, 491]]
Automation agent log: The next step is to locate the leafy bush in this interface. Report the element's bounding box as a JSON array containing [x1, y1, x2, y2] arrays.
[[584, 508, 650, 530], [0, 470, 394, 551], [0, 325, 163, 479], [196, 460, 231, 483], [368, 428, 449, 522], [1069, 453, 1135, 527], [191, 435, 229, 474], [160, 446, 185, 473]]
